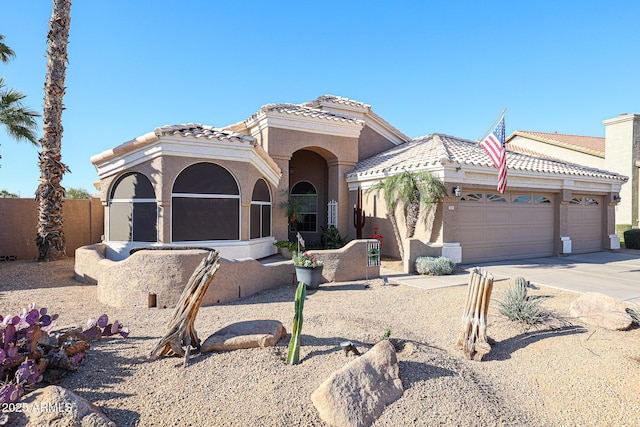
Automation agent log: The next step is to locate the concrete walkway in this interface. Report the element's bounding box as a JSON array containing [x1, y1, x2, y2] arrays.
[[380, 250, 640, 304]]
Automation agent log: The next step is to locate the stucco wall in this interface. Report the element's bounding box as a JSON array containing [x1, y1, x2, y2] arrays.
[[604, 114, 640, 227], [0, 198, 103, 261], [354, 188, 444, 260], [357, 125, 397, 161], [507, 135, 605, 170], [75, 241, 379, 308]]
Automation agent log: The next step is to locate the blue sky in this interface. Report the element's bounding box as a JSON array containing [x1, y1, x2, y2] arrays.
[[1, 1, 639, 197]]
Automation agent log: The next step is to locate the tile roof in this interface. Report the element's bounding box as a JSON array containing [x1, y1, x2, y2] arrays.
[[246, 103, 364, 125], [154, 123, 256, 144], [304, 94, 371, 109], [347, 133, 626, 181], [507, 131, 605, 157]]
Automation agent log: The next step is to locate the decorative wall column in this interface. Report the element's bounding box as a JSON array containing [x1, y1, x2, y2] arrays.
[[328, 160, 356, 237], [157, 201, 170, 243], [441, 191, 462, 263], [558, 189, 572, 254], [270, 155, 291, 242], [606, 192, 621, 249]]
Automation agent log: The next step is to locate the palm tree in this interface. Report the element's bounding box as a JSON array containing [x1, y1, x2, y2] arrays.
[[0, 78, 40, 146], [0, 35, 40, 163], [36, 0, 72, 261], [0, 34, 16, 63], [367, 170, 446, 262]]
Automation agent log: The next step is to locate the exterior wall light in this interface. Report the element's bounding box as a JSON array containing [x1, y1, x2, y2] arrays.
[[613, 195, 622, 203], [453, 186, 462, 197]]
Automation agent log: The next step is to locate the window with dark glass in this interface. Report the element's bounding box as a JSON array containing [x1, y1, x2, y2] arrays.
[[290, 181, 317, 232], [108, 172, 157, 242], [250, 179, 272, 239], [172, 162, 240, 241]]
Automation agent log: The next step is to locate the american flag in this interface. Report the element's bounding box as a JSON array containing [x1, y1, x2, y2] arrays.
[[481, 116, 507, 193]]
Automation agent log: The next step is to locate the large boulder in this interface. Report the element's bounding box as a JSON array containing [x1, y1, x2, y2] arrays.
[[569, 292, 633, 331], [311, 339, 403, 427], [200, 319, 286, 353], [12, 385, 115, 427]]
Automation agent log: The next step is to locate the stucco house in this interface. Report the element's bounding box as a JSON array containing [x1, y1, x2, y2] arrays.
[[90, 95, 627, 267], [507, 113, 640, 229]]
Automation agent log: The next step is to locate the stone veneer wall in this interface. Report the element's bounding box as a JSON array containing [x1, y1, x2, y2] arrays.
[[75, 240, 380, 309]]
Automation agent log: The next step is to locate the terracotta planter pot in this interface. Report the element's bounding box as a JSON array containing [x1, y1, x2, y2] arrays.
[[294, 265, 324, 289]]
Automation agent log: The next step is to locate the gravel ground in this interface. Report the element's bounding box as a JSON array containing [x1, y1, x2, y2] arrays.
[[1, 258, 640, 426]]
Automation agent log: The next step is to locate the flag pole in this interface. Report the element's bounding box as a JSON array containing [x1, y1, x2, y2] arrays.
[[478, 108, 507, 144]]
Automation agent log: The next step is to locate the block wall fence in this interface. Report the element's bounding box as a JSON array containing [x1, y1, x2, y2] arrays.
[[0, 198, 104, 261]]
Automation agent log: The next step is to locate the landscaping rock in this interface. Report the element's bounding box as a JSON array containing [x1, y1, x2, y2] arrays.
[[17, 385, 115, 427], [310, 339, 403, 427], [569, 292, 633, 331], [200, 319, 286, 353]]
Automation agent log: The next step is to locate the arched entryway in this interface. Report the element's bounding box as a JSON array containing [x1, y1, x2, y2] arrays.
[[288, 149, 328, 245]]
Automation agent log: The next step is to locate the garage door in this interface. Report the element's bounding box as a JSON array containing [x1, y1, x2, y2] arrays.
[[567, 195, 603, 253], [458, 191, 554, 263]]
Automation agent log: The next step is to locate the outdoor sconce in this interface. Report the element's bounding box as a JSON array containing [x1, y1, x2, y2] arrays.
[[453, 186, 462, 197], [613, 195, 622, 203]]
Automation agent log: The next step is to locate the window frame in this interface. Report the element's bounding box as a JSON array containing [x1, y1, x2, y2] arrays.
[[108, 172, 158, 242], [171, 162, 242, 242]]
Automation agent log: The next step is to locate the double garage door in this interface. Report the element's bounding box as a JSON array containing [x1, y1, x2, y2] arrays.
[[458, 191, 602, 264]]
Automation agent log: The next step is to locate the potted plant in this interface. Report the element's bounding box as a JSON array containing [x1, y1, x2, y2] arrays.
[[279, 190, 309, 232], [274, 241, 302, 259], [293, 251, 324, 289]]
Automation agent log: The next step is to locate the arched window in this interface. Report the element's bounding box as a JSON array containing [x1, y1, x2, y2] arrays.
[[290, 181, 317, 232], [109, 172, 157, 242], [172, 162, 240, 241], [250, 179, 272, 239]]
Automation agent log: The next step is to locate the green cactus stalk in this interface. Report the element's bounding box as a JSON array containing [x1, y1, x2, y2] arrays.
[[514, 276, 528, 297], [353, 185, 366, 239], [286, 281, 306, 365]]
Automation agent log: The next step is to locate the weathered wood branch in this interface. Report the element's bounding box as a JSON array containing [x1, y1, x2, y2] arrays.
[[456, 268, 494, 361], [149, 250, 220, 366]]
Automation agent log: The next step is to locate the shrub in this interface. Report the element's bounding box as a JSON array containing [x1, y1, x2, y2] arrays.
[[415, 256, 456, 275], [496, 277, 567, 327], [623, 229, 640, 249], [626, 305, 640, 326], [320, 226, 348, 249], [274, 241, 301, 253], [616, 224, 632, 238]]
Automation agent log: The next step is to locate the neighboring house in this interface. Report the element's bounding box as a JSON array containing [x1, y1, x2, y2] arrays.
[[91, 95, 627, 266], [507, 113, 640, 228]]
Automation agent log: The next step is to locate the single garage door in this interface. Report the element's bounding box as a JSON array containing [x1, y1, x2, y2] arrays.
[[567, 195, 603, 254], [458, 191, 554, 263]]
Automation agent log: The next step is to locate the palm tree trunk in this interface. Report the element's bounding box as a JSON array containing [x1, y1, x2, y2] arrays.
[[36, 0, 71, 261], [405, 188, 420, 238], [387, 202, 404, 262]]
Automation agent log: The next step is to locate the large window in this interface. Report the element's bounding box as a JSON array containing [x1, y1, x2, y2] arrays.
[[290, 181, 317, 232], [172, 162, 240, 241], [250, 179, 272, 239], [109, 172, 157, 242]]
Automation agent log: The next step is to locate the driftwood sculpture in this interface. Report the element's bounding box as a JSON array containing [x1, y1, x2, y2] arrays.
[[149, 250, 221, 366], [456, 268, 495, 361]]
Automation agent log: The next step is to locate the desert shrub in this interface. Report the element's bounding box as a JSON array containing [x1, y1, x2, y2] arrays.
[[415, 256, 456, 276], [623, 229, 640, 249], [320, 226, 348, 249], [495, 277, 552, 325], [627, 305, 640, 326], [616, 224, 632, 238]]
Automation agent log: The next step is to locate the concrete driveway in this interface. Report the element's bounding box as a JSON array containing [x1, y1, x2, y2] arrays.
[[381, 250, 640, 304]]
